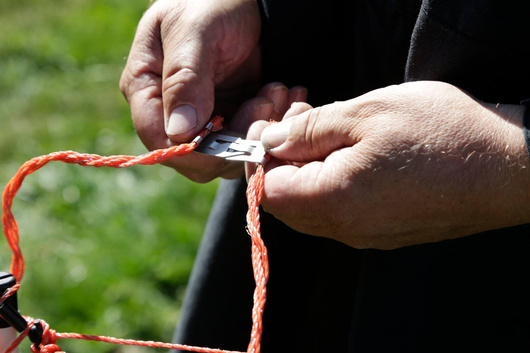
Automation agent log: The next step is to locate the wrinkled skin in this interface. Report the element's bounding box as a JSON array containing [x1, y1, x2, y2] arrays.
[[120, 0, 265, 181], [248, 81, 530, 249], [121, 1, 530, 250]]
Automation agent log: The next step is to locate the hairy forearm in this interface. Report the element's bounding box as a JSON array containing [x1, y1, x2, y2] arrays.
[[259, 82, 530, 249], [484, 103, 530, 230]]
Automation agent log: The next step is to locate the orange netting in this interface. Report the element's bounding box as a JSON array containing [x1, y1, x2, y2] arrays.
[[0, 116, 269, 353]]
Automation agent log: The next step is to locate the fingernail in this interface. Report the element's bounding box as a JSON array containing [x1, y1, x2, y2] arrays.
[[257, 102, 274, 121], [271, 85, 288, 114], [166, 105, 198, 136], [292, 87, 308, 102], [261, 120, 292, 150]]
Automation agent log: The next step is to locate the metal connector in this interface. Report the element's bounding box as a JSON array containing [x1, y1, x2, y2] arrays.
[[195, 132, 267, 164]]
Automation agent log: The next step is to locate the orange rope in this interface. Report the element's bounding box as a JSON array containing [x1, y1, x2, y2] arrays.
[[1, 116, 270, 353], [245, 163, 268, 353], [3, 317, 248, 353]]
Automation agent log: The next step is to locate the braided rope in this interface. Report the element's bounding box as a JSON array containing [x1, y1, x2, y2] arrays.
[[245, 163, 268, 353], [1, 116, 269, 353]]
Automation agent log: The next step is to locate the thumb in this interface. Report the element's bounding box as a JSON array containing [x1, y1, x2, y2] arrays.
[[162, 35, 216, 142], [261, 102, 358, 162]]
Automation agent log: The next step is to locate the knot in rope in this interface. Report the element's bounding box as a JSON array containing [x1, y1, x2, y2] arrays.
[[28, 319, 63, 353], [2, 116, 269, 353], [32, 342, 62, 353]]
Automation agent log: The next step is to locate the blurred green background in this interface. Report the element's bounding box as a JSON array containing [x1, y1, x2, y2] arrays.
[[0, 1, 219, 351]]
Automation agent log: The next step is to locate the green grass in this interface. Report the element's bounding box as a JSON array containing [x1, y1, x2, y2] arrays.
[[0, 1, 219, 351]]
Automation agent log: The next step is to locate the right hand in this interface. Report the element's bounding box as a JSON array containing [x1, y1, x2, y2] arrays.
[[120, 0, 262, 182], [251, 82, 530, 249]]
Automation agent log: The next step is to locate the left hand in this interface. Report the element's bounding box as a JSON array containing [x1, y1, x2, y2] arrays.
[[248, 81, 530, 249], [119, 0, 263, 181]]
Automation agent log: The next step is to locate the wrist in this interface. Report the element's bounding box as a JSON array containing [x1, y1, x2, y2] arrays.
[[486, 103, 530, 228], [522, 100, 530, 157]]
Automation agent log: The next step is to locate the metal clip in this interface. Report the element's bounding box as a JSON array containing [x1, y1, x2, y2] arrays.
[[195, 132, 267, 164]]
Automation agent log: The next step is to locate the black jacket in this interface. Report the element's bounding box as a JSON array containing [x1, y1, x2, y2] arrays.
[[174, 1, 530, 352]]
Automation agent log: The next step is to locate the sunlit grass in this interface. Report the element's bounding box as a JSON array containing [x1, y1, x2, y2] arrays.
[[0, 1, 219, 351]]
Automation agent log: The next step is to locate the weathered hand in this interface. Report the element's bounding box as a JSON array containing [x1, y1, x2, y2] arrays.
[[120, 0, 262, 181], [254, 81, 530, 249]]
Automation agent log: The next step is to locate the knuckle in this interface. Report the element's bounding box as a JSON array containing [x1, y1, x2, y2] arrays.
[[162, 67, 198, 96], [119, 71, 130, 99], [162, 156, 242, 184], [304, 106, 322, 149], [182, 172, 217, 184], [163, 164, 217, 184]]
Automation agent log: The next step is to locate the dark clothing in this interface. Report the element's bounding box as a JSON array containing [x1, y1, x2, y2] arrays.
[[174, 1, 530, 352]]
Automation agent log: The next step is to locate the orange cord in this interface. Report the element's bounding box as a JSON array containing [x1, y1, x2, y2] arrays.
[[1, 116, 270, 353], [245, 163, 268, 353]]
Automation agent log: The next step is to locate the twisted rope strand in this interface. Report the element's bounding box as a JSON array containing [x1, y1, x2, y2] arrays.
[[2, 116, 223, 283], [1, 116, 271, 353], [246, 164, 268, 353], [8, 318, 245, 353]]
